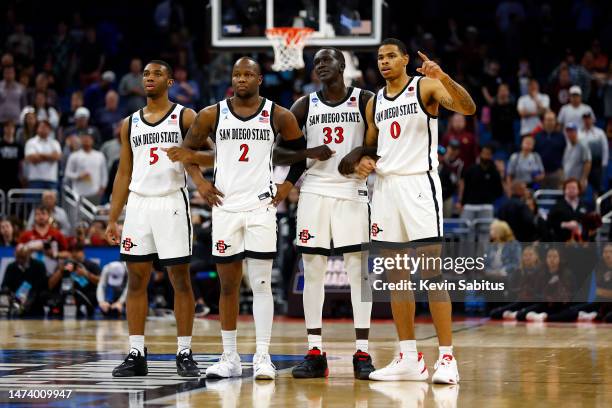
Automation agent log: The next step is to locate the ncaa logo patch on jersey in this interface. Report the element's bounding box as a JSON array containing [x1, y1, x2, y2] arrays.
[[132, 116, 139, 124], [222, 107, 229, 114], [311, 96, 319, 105]]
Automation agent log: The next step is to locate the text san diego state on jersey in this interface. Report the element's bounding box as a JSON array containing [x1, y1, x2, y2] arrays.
[[128, 103, 187, 196], [374, 76, 439, 176], [213, 98, 276, 212], [301, 87, 369, 202]]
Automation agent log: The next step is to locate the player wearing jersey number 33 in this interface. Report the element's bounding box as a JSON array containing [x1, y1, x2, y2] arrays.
[[165, 57, 307, 380], [339, 38, 476, 384]]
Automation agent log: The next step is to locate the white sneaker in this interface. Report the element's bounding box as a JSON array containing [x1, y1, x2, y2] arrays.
[[253, 352, 276, 380], [368, 352, 428, 381], [526, 311, 548, 322], [502, 310, 518, 320], [205, 351, 242, 378], [577, 311, 598, 321], [432, 354, 460, 384]]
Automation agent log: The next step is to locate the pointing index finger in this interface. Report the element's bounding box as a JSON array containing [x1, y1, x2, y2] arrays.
[[417, 51, 430, 61]]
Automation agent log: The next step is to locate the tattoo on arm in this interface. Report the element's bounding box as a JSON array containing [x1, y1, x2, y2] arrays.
[[439, 76, 476, 114]]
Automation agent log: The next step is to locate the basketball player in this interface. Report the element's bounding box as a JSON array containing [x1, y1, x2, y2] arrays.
[[340, 38, 476, 383], [273, 48, 376, 379], [170, 57, 305, 380], [105, 60, 200, 377]]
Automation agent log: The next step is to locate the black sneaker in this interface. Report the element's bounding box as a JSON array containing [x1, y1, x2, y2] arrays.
[[353, 350, 375, 380], [176, 349, 200, 377], [292, 347, 328, 378], [112, 348, 148, 377]]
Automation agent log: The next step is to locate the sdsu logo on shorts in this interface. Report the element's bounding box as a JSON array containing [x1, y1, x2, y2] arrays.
[[215, 240, 231, 254], [122, 238, 137, 252], [298, 229, 315, 244], [371, 224, 383, 237]]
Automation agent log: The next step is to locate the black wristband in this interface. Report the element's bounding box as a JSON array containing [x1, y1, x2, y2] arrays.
[[285, 160, 306, 185]]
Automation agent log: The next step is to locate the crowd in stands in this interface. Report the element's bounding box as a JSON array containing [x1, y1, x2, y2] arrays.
[[1, 1, 612, 321]]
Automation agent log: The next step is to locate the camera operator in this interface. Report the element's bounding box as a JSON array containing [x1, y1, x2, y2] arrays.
[[96, 261, 128, 317], [1, 245, 49, 317]]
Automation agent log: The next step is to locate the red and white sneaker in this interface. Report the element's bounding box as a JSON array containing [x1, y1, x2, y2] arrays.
[[432, 354, 460, 384], [368, 352, 428, 381]]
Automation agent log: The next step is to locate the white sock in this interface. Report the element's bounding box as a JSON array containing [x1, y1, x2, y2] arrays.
[[356, 339, 369, 353], [344, 252, 372, 329], [439, 345, 453, 360], [302, 254, 327, 329], [221, 330, 237, 354], [129, 335, 145, 355], [247, 258, 274, 355], [177, 336, 192, 355], [308, 334, 323, 350], [399, 340, 418, 362]]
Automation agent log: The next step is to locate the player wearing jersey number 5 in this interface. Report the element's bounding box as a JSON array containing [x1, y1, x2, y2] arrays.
[[169, 57, 305, 380], [339, 39, 476, 384], [105, 60, 200, 378]]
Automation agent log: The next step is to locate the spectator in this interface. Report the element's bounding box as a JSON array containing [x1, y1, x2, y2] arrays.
[[547, 178, 589, 242], [0, 120, 24, 191], [18, 206, 69, 254], [0, 65, 26, 123], [534, 111, 566, 189], [490, 83, 517, 155], [524, 189, 549, 241], [100, 120, 122, 170], [1, 245, 48, 317], [497, 181, 536, 242], [579, 112, 608, 195], [26, 190, 71, 236], [169, 66, 200, 109], [64, 106, 101, 147], [59, 90, 83, 129], [79, 27, 105, 86], [16, 105, 37, 143], [87, 220, 108, 246], [484, 220, 522, 278], [550, 49, 592, 100], [441, 113, 479, 169], [562, 122, 591, 189], [459, 144, 504, 220], [33, 90, 59, 130], [94, 90, 123, 142], [506, 135, 545, 188], [600, 62, 612, 122], [1, 218, 16, 246], [24, 120, 61, 190], [96, 261, 128, 317], [517, 78, 549, 137], [84, 70, 115, 114], [548, 65, 572, 113], [49, 21, 74, 92], [64, 133, 107, 204], [439, 139, 464, 218], [28, 72, 57, 109], [118, 58, 146, 113], [481, 60, 503, 106], [557, 86, 594, 129], [5, 23, 34, 65]]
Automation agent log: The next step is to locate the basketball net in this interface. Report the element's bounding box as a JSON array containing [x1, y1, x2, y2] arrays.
[[265, 27, 314, 71]]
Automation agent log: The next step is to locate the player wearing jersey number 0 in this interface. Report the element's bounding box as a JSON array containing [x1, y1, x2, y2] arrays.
[[105, 60, 200, 378], [168, 57, 306, 380], [340, 39, 476, 384]]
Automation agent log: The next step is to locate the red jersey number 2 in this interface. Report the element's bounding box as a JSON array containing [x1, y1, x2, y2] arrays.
[[239, 144, 249, 162]]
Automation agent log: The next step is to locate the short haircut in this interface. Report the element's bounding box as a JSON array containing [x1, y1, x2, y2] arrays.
[[563, 177, 582, 194], [35, 205, 50, 214], [319, 47, 346, 65], [481, 143, 496, 153], [147, 60, 173, 78], [234, 56, 261, 74], [379, 38, 408, 55]]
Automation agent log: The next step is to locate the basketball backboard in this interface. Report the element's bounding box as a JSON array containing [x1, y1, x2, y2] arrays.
[[211, 0, 383, 48]]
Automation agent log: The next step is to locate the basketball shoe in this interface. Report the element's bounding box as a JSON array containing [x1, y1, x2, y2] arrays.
[[292, 347, 328, 378], [353, 350, 376, 380], [432, 354, 460, 384], [112, 348, 148, 377], [176, 349, 200, 377], [253, 352, 276, 380], [369, 352, 428, 381], [205, 351, 242, 378]]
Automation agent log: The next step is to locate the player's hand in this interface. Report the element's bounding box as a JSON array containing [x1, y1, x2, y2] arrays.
[[105, 221, 120, 245], [272, 181, 292, 206], [196, 179, 224, 207], [355, 156, 376, 179], [416, 51, 446, 80], [306, 145, 335, 161], [99, 301, 110, 313], [162, 147, 195, 163]]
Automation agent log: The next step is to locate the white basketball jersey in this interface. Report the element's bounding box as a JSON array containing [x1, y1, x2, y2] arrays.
[[374, 76, 439, 176], [213, 98, 276, 212], [301, 87, 368, 202], [128, 103, 187, 196]]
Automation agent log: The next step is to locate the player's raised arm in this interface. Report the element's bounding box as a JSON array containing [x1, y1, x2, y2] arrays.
[[338, 95, 378, 177], [416, 51, 476, 116], [105, 117, 133, 245], [181, 105, 224, 206], [273, 96, 334, 165]]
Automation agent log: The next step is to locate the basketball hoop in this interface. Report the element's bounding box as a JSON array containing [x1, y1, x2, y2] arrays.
[[265, 27, 314, 72]]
